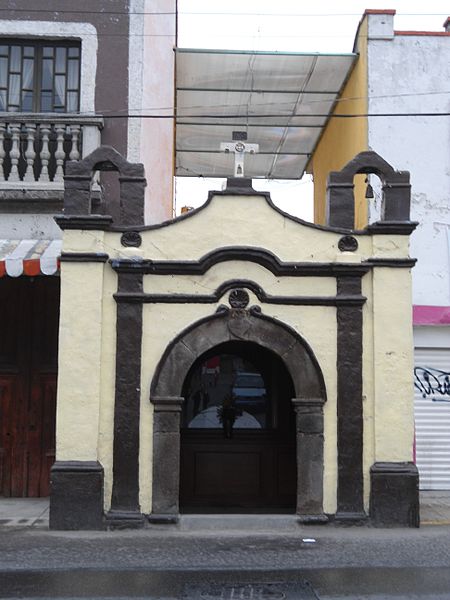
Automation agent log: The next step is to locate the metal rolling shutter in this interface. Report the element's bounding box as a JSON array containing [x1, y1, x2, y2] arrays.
[[414, 347, 450, 489]]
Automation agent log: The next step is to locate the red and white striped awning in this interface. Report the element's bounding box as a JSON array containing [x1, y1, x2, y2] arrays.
[[0, 239, 62, 277]]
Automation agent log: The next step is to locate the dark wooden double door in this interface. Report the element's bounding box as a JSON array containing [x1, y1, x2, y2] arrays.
[[0, 277, 59, 497], [180, 341, 297, 512]]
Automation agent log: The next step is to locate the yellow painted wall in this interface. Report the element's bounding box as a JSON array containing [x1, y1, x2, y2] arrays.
[[56, 261, 105, 461], [372, 266, 415, 462], [309, 17, 369, 229]]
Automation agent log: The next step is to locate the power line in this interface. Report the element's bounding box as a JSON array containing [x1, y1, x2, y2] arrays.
[[119, 89, 450, 114], [0, 8, 447, 17], [0, 31, 411, 38], [0, 30, 369, 38], [92, 112, 450, 119]]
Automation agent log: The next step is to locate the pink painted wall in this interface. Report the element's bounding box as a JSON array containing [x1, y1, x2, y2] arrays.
[[413, 305, 450, 325]]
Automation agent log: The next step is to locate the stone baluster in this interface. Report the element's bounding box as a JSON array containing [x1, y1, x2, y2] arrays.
[[69, 124, 81, 161], [8, 123, 21, 182], [54, 124, 66, 182], [39, 124, 51, 182], [23, 123, 37, 182], [0, 123, 6, 181]]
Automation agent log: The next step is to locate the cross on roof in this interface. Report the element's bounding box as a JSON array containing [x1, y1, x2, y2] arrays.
[[220, 141, 259, 178]]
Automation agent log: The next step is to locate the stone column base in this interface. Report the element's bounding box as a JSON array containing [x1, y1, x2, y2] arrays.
[[334, 512, 367, 525], [297, 514, 329, 525], [148, 513, 179, 524], [50, 461, 105, 530], [105, 510, 146, 530], [369, 462, 419, 527]]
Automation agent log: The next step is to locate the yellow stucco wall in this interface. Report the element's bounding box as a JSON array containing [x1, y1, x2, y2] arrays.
[[372, 267, 415, 462], [56, 260, 105, 462], [309, 17, 368, 228], [56, 191, 415, 516]]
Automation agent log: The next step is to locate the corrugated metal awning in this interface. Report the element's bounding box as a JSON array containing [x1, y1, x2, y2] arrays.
[[175, 48, 357, 179], [0, 239, 61, 277]]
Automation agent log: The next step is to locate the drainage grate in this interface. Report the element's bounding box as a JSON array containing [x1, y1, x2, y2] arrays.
[[183, 581, 318, 599]]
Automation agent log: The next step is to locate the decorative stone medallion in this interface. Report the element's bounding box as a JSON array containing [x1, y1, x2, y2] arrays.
[[121, 231, 142, 247], [228, 288, 250, 308], [338, 235, 358, 252]]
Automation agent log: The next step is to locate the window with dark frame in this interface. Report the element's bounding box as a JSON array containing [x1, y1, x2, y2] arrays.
[[0, 39, 81, 113]]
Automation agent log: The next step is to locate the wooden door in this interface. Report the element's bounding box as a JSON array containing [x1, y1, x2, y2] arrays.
[[180, 430, 296, 511], [180, 342, 296, 512], [0, 276, 59, 497]]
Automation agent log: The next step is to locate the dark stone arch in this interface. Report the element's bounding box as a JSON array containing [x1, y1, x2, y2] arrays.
[[149, 307, 327, 524], [67, 144, 144, 177], [151, 307, 326, 401], [326, 150, 411, 229]]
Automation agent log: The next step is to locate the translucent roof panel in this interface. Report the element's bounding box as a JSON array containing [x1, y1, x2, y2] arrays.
[[176, 48, 356, 179]]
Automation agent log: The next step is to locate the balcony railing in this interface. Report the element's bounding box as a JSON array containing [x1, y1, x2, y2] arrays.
[[0, 113, 103, 190]]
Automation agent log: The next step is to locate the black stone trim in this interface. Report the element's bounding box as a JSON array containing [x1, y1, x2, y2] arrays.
[[364, 258, 417, 268], [151, 396, 184, 518], [118, 176, 147, 184], [338, 235, 358, 252], [105, 510, 146, 530], [327, 151, 412, 228], [292, 398, 327, 519], [109, 271, 143, 523], [151, 308, 327, 400], [114, 278, 366, 307], [336, 275, 365, 517], [367, 221, 418, 235], [148, 514, 179, 524], [229, 288, 250, 308], [60, 252, 109, 263], [150, 309, 327, 520], [110, 247, 372, 277], [369, 462, 420, 527], [49, 461, 105, 530], [334, 512, 368, 524], [121, 231, 142, 247], [55, 215, 113, 230], [297, 514, 329, 524], [215, 177, 265, 196], [106, 184, 372, 235]]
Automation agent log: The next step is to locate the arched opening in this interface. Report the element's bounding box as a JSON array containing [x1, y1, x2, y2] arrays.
[[150, 308, 326, 521], [180, 340, 296, 513]]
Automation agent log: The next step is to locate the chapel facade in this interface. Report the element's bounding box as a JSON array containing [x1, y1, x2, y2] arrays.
[[50, 146, 419, 529]]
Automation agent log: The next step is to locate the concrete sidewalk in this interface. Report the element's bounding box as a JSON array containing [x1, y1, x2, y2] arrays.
[[1, 490, 450, 529], [0, 496, 49, 527]]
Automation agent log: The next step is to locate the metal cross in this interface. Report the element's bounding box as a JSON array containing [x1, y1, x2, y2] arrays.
[[220, 141, 259, 178]]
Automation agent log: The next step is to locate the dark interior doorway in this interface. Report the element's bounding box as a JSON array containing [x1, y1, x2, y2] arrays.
[[0, 276, 59, 497], [180, 341, 296, 513]]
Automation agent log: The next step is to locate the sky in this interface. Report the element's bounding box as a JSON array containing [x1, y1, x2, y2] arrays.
[[173, 0, 448, 219]]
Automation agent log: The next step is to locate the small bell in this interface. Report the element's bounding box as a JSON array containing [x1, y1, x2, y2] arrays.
[[365, 177, 374, 199]]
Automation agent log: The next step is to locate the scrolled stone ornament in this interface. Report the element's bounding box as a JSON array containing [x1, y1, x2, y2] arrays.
[[121, 231, 142, 248], [338, 235, 358, 252]]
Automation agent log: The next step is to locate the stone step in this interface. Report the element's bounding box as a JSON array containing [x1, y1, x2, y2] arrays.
[[178, 514, 303, 532]]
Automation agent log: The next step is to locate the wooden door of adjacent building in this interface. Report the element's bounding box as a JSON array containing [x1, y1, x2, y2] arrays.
[[180, 342, 296, 512], [0, 276, 59, 497]]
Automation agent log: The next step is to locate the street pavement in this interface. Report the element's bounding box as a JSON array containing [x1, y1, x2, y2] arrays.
[[1, 492, 450, 599]]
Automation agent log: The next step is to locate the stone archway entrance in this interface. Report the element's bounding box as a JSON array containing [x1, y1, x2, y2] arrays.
[[180, 340, 296, 512], [150, 306, 327, 523]]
